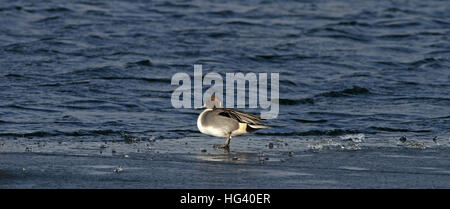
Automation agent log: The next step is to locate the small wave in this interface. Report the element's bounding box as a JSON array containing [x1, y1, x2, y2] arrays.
[[250, 54, 306, 63], [317, 86, 370, 98], [340, 72, 372, 78], [333, 21, 370, 27], [307, 27, 371, 42], [207, 10, 235, 17], [167, 129, 199, 134], [100, 76, 170, 83], [383, 8, 422, 15], [308, 139, 361, 151], [407, 57, 441, 68], [4, 73, 23, 78], [417, 31, 445, 36], [65, 66, 119, 77], [0, 129, 122, 138], [427, 49, 450, 55], [324, 34, 370, 42], [374, 61, 400, 67], [44, 7, 72, 13], [223, 20, 263, 26], [370, 126, 431, 133], [173, 50, 201, 57], [207, 32, 230, 38], [340, 133, 365, 143], [0, 6, 22, 12], [376, 46, 417, 53], [374, 20, 421, 28], [279, 79, 299, 87], [157, 1, 198, 8], [84, 10, 112, 17], [56, 105, 89, 110], [126, 59, 153, 67], [254, 55, 283, 60], [292, 119, 327, 123], [307, 111, 365, 118], [279, 98, 314, 105], [398, 81, 419, 85], [378, 34, 412, 39], [392, 97, 450, 102], [0, 131, 55, 138], [35, 16, 60, 23], [3, 105, 60, 113], [38, 80, 90, 87], [433, 19, 450, 26], [66, 99, 108, 105], [67, 129, 122, 136], [39, 82, 62, 87], [256, 129, 361, 136]]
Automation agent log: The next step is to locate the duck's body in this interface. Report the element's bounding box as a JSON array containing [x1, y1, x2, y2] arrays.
[[197, 97, 270, 149]]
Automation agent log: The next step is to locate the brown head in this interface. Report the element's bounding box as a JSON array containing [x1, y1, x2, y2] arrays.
[[204, 96, 222, 109]]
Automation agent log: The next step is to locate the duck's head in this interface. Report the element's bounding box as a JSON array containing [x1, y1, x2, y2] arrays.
[[205, 96, 222, 109], [196, 96, 222, 109]]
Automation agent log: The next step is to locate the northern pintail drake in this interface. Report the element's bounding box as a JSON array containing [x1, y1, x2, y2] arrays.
[[197, 96, 270, 150]]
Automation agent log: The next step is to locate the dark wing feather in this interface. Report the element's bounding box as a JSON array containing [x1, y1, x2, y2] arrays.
[[218, 108, 263, 125]]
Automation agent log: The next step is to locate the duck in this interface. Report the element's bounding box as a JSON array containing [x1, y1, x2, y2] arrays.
[[196, 96, 270, 150]]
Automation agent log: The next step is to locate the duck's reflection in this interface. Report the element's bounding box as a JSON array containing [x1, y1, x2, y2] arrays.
[[195, 150, 264, 164]]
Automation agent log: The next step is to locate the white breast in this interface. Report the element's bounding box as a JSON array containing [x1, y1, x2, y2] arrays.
[[197, 109, 229, 138]]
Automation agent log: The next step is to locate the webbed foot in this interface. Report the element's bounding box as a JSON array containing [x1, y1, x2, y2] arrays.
[[213, 144, 229, 149]]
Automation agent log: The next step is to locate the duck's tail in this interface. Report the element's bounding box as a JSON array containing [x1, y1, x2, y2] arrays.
[[248, 124, 271, 129], [246, 124, 271, 133]]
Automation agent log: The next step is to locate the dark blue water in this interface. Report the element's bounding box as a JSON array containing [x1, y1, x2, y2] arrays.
[[1, 0, 449, 144]]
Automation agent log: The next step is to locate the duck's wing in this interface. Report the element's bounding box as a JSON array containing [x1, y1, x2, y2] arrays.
[[217, 108, 263, 125]]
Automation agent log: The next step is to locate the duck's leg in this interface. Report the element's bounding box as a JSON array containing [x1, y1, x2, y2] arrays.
[[214, 135, 231, 150]]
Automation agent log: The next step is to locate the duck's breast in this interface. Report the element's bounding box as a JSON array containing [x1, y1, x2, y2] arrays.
[[197, 109, 239, 138]]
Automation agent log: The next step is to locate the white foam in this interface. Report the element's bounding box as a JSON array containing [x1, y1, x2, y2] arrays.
[[339, 133, 365, 143]]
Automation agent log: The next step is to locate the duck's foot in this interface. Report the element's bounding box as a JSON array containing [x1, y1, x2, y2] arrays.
[[213, 136, 231, 152], [213, 144, 230, 150]]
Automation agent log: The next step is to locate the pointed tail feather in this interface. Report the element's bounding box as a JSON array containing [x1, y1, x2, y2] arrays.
[[248, 124, 271, 129]]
